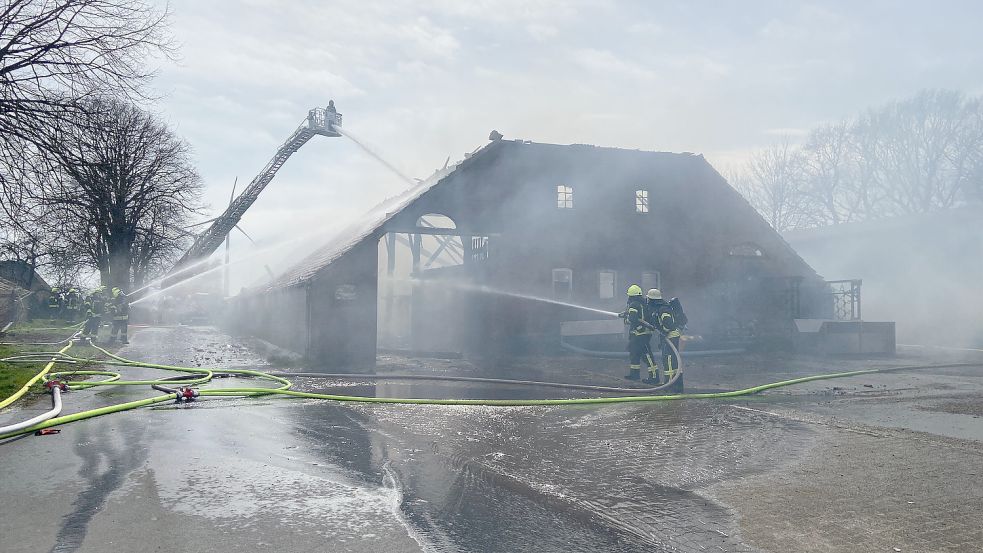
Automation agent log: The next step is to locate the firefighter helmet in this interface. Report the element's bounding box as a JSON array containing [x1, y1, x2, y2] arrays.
[[647, 288, 662, 300], [626, 284, 643, 297]]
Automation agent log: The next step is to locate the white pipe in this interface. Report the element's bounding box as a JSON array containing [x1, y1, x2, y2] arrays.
[[0, 387, 63, 435]]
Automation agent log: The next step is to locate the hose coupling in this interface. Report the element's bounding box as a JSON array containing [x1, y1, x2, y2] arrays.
[[44, 380, 68, 392], [177, 387, 199, 402]]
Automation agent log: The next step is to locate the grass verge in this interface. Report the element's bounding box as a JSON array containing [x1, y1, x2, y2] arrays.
[[0, 345, 47, 399], [0, 319, 86, 401]]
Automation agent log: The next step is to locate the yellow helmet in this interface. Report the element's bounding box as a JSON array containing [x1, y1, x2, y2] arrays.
[[647, 288, 662, 300], [626, 284, 643, 297], [112, 287, 122, 298]]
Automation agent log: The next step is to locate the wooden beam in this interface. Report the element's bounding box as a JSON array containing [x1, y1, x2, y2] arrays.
[[384, 225, 497, 237]]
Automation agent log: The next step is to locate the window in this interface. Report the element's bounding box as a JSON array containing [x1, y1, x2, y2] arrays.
[[635, 190, 649, 213], [552, 268, 573, 300], [416, 213, 456, 229], [642, 271, 661, 293], [557, 185, 573, 209], [599, 270, 617, 299], [729, 243, 765, 257]]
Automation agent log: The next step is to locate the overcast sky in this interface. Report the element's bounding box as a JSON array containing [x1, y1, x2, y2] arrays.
[[147, 0, 983, 286]]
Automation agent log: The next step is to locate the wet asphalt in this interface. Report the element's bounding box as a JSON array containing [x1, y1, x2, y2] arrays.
[[1, 325, 981, 552]]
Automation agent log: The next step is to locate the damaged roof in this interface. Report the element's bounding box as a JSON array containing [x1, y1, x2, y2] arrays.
[[256, 136, 818, 292], [262, 139, 503, 291]]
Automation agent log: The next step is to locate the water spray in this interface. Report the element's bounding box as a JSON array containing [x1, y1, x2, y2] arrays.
[[336, 127, 419, 188], [132, 231, 318, 305], [129, 254, 223, 297], [386, 277, 620, 317]]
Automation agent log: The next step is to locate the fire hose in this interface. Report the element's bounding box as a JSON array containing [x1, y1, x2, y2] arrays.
[[1, 330, 980, 442], [0, 381, 65, 435]]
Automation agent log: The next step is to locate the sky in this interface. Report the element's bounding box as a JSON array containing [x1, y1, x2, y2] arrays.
[[145, 0, 983, 289]]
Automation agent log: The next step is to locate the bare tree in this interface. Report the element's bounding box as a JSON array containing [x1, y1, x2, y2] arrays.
[[39, 98, 202, 291], [733, 139, 815, 232], [870, 90, 978, 215], [802, 122, 854, 225], [0, 0, 174, 152], [0, 142, 77, 279], [735, 89, 983, 230], [131, 198, 189, 287], [947, 95, 983, 204], [845, 110, 887, 221]]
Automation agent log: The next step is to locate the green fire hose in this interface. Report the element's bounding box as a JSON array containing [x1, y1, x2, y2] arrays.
[[0, 331, 979, 441]]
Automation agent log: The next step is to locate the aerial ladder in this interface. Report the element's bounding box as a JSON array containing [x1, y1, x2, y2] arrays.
[[166, 102, 343, 283]]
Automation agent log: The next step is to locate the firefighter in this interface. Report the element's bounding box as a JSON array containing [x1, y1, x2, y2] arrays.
[[65, 287, 82, 322], [108, 287, 129, 344], [81, 293, 93, 319], [90, 286, 106, 316], [47, 286, 62, 319], [80, 298, 99, 342], [619, 284, 658, 381], [646, 289, 684, 385]]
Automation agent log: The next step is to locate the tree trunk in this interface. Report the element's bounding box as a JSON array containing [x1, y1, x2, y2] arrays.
[[108, 236, 133, 291]]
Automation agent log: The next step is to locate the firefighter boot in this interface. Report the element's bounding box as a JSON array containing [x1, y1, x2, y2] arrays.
[[625, 366, 641, 380]]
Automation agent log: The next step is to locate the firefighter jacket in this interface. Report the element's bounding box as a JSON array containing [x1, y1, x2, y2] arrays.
[[625, 298, 654, 336], [110, 296, 129, 321], [90, 293, 105, 315], [66, 289, 81, 310]]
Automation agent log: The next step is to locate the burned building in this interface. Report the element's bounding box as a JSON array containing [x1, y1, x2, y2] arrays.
[[234, 138, 840, 369]]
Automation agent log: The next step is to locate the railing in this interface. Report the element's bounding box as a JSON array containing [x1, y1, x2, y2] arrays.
[[827, 279, 862, 321], [307, 107, 342, 136], [471, 236, 489, 263]]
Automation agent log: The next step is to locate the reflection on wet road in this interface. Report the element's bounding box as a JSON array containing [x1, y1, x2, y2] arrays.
[[292, 392, 812, 552], [0, 326, 822, 552]]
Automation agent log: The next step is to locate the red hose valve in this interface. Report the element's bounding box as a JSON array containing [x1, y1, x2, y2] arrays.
[[177, 387, 199, 402], [44, 380, 68, 392]]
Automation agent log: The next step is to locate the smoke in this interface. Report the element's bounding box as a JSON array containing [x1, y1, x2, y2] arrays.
[[231, 111, 983, 364], [785, 205, 983, 348], [134, 218, 353, 305]]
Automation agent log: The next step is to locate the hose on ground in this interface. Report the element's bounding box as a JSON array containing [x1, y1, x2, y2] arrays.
[[558, 336, 744, 359], [2, 354, 978, 441], [0, 331, 81, 346], [0, 342, 74, 410], [274, 335, 685, 394], [1, 325, 980, 442], [274, 372, 674, 394], [0, 386, 63, 434]]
